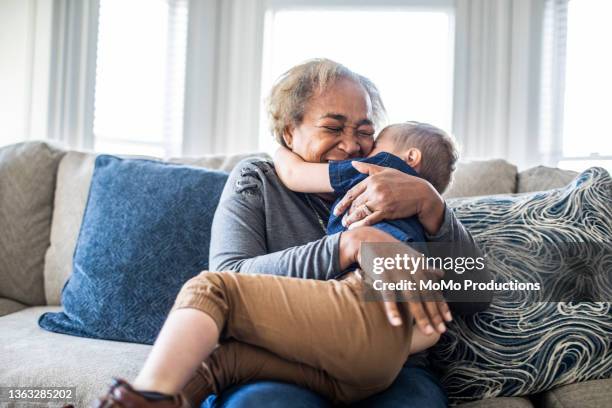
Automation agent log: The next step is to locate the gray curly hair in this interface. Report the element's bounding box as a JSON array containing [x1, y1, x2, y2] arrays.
[[266, 58, 386, 146]]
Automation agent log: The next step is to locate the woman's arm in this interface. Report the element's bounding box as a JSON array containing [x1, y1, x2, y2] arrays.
[[273, 146, 333, 193], [209, 158, 342, 280], [210, 159, 455, 330]]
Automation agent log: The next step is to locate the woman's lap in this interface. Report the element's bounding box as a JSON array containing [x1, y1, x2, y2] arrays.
[[353, 360, 448, 408], [201, 361, 448, 408], [201, 381, 331, 408]]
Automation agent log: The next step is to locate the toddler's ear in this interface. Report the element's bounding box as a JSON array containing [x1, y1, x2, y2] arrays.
[[403, 148, 422, 170]]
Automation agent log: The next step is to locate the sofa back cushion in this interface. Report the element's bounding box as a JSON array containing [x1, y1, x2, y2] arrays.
[[44, 151, 97, 305], [0, 141, 64, 305], [168, 152, 269, 172], [43, 150, 269, 305], [443, 159, 517, 198], [517, 165, 579, 193], [39, 155, 229, 343]]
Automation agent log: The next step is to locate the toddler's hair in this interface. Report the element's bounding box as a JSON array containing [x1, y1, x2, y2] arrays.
[[379, 121, 459, 194]]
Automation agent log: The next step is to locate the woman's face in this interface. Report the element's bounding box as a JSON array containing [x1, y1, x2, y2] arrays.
[[283, 79, 376, 162]]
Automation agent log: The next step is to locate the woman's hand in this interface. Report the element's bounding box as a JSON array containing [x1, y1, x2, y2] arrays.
[[333, 162, 446, 235], [339, 226, 452, 334]]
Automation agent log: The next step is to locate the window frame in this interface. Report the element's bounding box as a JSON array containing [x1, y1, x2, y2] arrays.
[[42, 0, 608, 172], [183, 0, 455, 156], [265, 0, 454, 9], [91, 0, 188, 158], [256, 0, 456, 153], [555, 0, 612, 171]]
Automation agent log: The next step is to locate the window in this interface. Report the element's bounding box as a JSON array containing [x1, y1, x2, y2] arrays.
[[92, 0, 188, 157], [258, 6, 454, 153], [558, 0, 612, 171]]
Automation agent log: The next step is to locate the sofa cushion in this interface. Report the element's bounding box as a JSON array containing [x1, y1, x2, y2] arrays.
[[517, 166, 579, 193], [443, 159, 517, 198], [0, 297, 27, 317], [39, 155, 228, 343], [430, 167, 612, 404], [540, 378, 612, 408], [43, 151, 270, 305], [0, 306, 150, 407], [0, 141, 65, 305]]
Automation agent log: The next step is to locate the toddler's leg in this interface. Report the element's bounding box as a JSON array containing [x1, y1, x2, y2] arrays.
[[184, 332, 439, 406], [172, 270, 415, 404], [202, 340, 370, 404]]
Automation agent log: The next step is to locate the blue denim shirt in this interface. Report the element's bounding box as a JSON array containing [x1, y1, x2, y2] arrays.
[[328, 152, 426, 245]]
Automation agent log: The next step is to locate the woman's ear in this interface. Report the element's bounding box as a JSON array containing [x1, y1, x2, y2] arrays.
[[282, 126, 294, 148], [403, 147, 422, 170]]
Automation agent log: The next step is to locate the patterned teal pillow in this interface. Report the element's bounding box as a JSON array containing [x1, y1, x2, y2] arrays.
[[430, 167, 612, 404]]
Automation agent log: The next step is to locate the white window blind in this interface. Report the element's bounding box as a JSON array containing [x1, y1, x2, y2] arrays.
[[258, 6, 454, 154], [92, 0, 188, 158], [538, 0, 568, 166]]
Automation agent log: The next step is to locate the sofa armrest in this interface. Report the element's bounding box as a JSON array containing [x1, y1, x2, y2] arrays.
[[0, 298, 27, 317]]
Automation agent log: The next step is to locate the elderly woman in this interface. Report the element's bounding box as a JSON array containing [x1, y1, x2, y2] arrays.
[[95, 59, 491, 408]]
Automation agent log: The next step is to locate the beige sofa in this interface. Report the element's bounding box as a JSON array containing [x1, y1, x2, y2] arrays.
[[0, 141, 609, 408]]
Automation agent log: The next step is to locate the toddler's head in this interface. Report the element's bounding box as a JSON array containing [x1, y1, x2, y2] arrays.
[[370, 121, 459, 194]]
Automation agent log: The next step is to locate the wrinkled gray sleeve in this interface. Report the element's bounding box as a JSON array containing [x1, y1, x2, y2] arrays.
[[426, 205, 493, 314], [209, 159, 341, 280]]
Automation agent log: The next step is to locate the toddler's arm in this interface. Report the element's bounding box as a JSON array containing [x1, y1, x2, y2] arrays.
[[274, 146, 333, 193]]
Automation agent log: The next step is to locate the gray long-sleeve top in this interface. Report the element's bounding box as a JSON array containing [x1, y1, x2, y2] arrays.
[[210, 158, 492, 315]]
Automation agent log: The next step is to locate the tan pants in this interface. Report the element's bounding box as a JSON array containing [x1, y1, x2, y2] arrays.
[[171, 271, 413, 405]]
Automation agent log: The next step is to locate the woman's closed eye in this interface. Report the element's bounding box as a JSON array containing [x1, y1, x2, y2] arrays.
[[323, 126, 343, 133], [321, 126, 373, 137]]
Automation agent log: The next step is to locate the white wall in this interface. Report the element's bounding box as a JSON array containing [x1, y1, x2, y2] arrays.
[[0, 0, 52, 148], [0, 0, 34, 146]]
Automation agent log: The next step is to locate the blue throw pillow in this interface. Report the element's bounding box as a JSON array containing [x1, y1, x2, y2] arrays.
[[429, 167, 612, 404], [39, 155, 228, 344]]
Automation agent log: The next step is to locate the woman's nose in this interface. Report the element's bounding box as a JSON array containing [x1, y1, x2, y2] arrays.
[[339, 133, 361, 156]]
